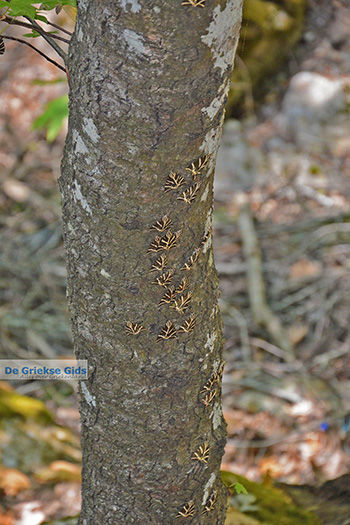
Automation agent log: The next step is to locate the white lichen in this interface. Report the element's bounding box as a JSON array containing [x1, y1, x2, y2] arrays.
[[76, 25, 83, 42], [81, 382, 96, 407], [199, 115, 225, 174], [120, 0, 141, 13], [212, 400, 223, 430], [202, 209, 213, 253], [205, 331, 217, 351], [72, 180, 92, 215], [125, 142, 139, 155], [201, 0, 242, 74], [78, 0, 89, 11], [202, 78, 230, 120], [72, 130, 88, 155], [202, 111, 225, 152], [202, 473, 216, 505], [122, 29, 150, 57], [212, 358, 221, 373], [80, 323, 93, 342], [201, 185, 209, 203], [83, 117, 100, 143], [77, 265, 87, 278]]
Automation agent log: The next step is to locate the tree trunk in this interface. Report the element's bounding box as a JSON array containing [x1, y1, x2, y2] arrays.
[[59, 1, 242, 523]]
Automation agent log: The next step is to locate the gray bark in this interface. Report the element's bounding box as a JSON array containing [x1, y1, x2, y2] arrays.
[[59, 0, 242, 523]]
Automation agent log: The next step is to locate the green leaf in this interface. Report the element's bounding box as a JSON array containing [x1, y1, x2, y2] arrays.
[[1, 0, 37, 17], [32, 77, 66, 86], [32, 95, 68, 142], [0, 0, 76, 18], [234, 482, 249, 495], [24, 30, 57, 37], [39, 0, 76, 9], [22, 30, 40, 38], [35, 14, 50, 22]]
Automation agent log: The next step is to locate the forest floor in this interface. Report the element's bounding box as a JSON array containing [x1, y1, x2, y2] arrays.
[[0, 0, 349, 523]]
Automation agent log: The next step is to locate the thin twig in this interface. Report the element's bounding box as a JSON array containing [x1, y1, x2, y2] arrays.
[[24, 16, 67, 63], [1, 35, 66, 72], [223, 305, 251, 362], [42, 19, 73, 36], [257, 212, 350, 237], [2, 0, 72, 42], [3, 16, 70, 43], [250, 337, 290, 361], [237, 198, 295, 360], [312, 343, 349, 367]]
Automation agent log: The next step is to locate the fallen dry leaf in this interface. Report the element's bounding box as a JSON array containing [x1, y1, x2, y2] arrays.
[[0, 506, 14, 525], [289, 259, 322, 280], [0, 468, 31, 496], [287, 323, 309, 345], [35, 461, 81, 483], [2, 179, 30, 203]]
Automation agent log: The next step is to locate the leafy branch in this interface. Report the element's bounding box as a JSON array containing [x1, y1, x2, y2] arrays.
[[3, 16, 70, 43], [22, 15, 68, 62], [0, 0, 76, 70], [1, 34, 66, 71], [0, 0, 75, 140]]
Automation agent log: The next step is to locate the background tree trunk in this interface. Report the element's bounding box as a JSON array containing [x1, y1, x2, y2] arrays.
[[59, 1, 242, 523]]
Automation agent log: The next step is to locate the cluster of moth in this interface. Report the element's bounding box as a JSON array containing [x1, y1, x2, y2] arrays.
[[125, 154, 210, 342], [176, 363, 225, 520], [200, 364, 224, 408], [181, 0, 206, 7], [125, 152, 221, 519], [176, 490, 217, 519]]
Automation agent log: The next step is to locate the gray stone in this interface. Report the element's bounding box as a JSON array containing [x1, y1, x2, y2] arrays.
[[282, 71, 345, 126]]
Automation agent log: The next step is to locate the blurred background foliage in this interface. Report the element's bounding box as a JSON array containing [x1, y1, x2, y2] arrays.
[[228, 0, 306, 115]]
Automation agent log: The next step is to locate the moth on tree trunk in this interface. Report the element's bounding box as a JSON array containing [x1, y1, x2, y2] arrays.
[[59, 0, 242, 523]]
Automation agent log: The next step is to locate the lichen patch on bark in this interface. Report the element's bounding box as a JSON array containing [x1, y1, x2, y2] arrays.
[[202, 472, 216, 505], [122, 28, 150, 58], [71, 180, 92, 215], [81, 382, 96, 407], [120, 0, 142, 13], [82, 117, 100, 143], [201, 0, 242, 74], [72, 130, 88, 155], [202, 78, 231, 120]]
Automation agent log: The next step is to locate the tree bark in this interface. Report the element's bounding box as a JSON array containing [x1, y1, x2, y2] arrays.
[[59, 1, 242, 523]]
